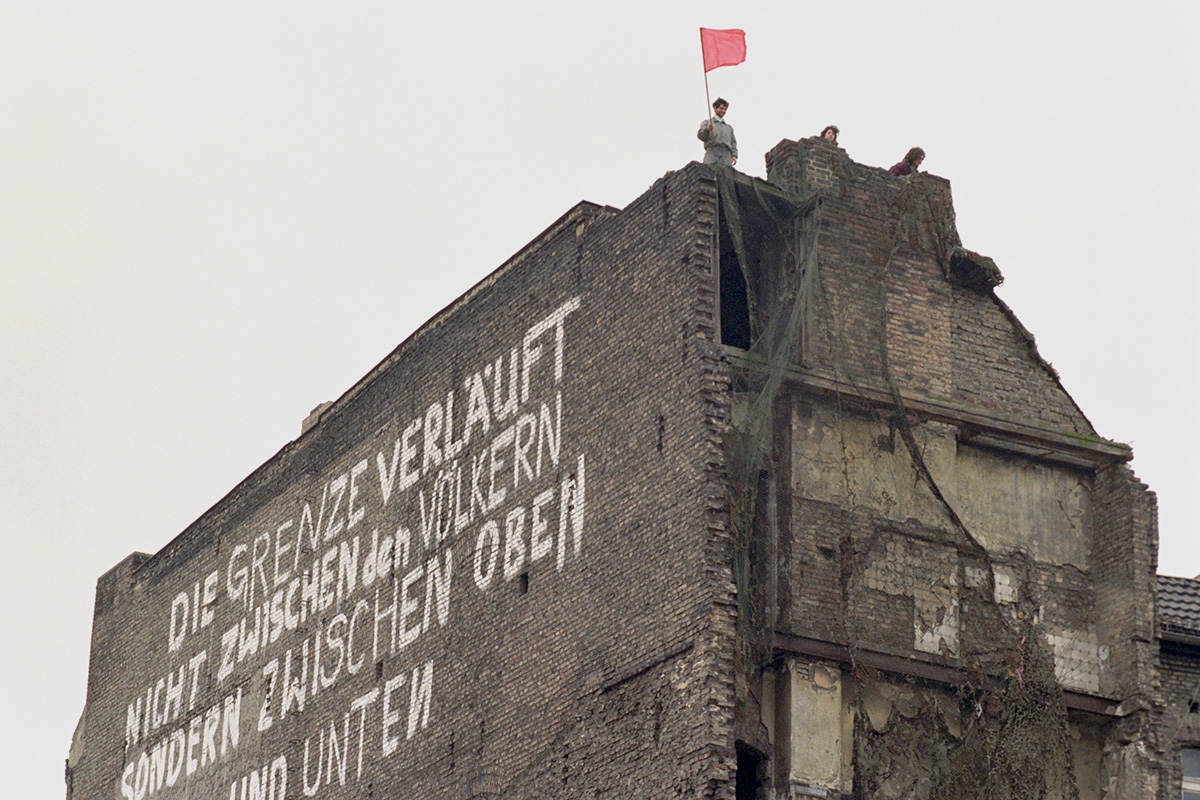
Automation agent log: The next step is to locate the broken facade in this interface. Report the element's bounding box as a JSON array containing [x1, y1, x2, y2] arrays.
[[70, 138, 1169, 800], [1156, 577, 1200, 800], [725, 138, 1161, 799]]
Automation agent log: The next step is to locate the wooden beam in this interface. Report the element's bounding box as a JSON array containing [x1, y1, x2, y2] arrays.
[[773, 632, 1120, 716]]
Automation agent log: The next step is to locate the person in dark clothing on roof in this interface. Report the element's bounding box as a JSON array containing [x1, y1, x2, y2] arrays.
[[889, 147, 924, 176], [819, 125, 839, 144]]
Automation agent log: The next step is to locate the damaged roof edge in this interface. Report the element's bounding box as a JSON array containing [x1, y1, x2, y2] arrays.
[[987, 291, 1099, 439]]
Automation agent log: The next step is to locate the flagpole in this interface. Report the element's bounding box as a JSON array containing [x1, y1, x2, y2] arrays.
[[704, 72, 712, 127]]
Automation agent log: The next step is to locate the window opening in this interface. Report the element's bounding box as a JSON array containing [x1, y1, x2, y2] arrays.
[[720, 242, 753, 349], [713, 170, 815, 353]]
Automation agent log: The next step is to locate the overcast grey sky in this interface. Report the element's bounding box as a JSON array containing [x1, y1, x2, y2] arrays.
[[2, 3, 1197, 798]]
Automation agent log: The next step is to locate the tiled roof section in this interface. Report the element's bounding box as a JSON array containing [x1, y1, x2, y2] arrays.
[[1158, 575, 1200, 640]]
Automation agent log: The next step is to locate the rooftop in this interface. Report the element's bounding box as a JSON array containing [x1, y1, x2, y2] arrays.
[[1158, 574, 1200, 643]]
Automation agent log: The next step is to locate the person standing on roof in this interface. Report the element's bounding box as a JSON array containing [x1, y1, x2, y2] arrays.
[[819, 125, 840, 144], [698, 98, 738, 167], [889, 147, 925, 176]]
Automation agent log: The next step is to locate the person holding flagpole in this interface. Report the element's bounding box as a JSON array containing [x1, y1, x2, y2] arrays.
[[698, 98, 738, 167], [696, 28, 746, 169]]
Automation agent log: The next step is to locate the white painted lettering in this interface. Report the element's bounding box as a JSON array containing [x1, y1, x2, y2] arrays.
[[348, 458, 369, 530], [373, 582, 398, 662], [302, 729, 322, 797], [336, 536, 359, 605], [531, 487, 556, 562], [218, 625, 238, 682], [488, 425, 515, 510], [521, 296, 580, 401], [444, 390, 466, 460], [121, 762, 135, 800], [423, 401, 444, 471], [187, 651, 207, 710], [473, 520, 500, 590], [504, 506, 527, 581], [513, 413, 537, 491], [326, 713, 350, 788], [292, 490, 325, 574], [324, 474, 348, 542], [470, 451, 489, 523], [350, 688, 379, 779], [164, 666, 184, 723], [319, 546, 338, 612], [321, 613, 347, 689], [149, 738, 167, 795], [134, 751, 149, 800], [201, 569, 219, 628], [248, 532, 270, 610], [492, 347, 519, 422], [150, 677, 165, 730], [557, 454, 586, 570], [398, 563, 424, 650], [222, 688, 241, 756], [258, 659, 277, 732], [273, 521, 294, 589], [201, 704, 220, 767], [423, 551, 452, 631], [399, 418, 422, 492], [376, 439, 402, 507], [407, 660, 434, 739], [281, 640, 308, 716], [464, 372, 491, 440], [166, 729, 185, 787], [168, 592, 189, 652], [284, 577, 301, 631], [381, 672, 407, 756], [126, 696, 143, 748], [347, 599, 369, 675], [536, 393, 562, 476], [186, 715, 201, 776]]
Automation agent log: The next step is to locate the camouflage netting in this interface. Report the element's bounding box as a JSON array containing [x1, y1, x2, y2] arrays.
[[717, 171, 1081, 798], [711, 168, 819, 674]]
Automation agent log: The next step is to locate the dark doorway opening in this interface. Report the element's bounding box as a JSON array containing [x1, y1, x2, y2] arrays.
[[720, 249, 753, 350], [735, 743, 768, 800]]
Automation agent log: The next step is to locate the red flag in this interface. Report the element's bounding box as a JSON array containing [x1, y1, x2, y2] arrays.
[[700, 28, 746, 72]]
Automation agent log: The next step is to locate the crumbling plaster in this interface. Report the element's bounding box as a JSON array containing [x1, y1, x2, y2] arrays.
[[792, 400, 1090, 567], [790, 399, 1108, 692]]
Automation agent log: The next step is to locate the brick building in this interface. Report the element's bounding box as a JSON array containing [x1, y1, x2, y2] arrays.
[[1157, 577, 1200, 799], [69, 138, 1166, 799]]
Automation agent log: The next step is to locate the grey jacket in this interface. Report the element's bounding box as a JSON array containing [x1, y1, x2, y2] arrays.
[[697, 116, 737, 160]]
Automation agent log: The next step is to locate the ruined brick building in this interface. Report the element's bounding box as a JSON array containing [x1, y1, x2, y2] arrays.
[[69, 137, 1182, 799]]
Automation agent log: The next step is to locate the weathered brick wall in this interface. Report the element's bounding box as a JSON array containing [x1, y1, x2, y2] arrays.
[[765, 137, 1094, 435], [1159, 645, 1200, 800], [950, 287, 1095, 434], [1090, 464, 1162, 794], [72, 164, 739, 800], [1092, 464, 1159, 699]]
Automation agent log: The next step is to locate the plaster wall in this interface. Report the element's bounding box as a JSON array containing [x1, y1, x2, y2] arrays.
[[792, 402, 1090, 568], [784, 660, 848, 794]]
